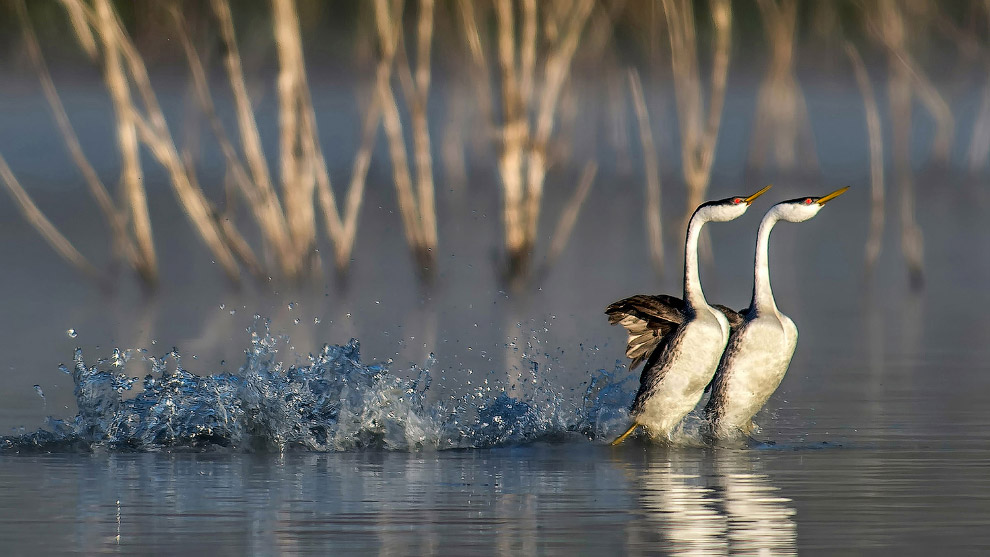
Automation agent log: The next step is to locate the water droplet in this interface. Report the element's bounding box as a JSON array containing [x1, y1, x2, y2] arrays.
[[66, 329, 77, 339], [33, 385, 44, 399], [314, 317, 321, 325], [288, 302, 296, 310], [293, 318, 301, 325], [219, 304, 225, 310]]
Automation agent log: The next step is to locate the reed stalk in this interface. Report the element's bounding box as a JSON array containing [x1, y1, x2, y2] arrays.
[[455, 0, 496, 129], [867, 1, 928, 287], [749, 0, 816, 171], [661, 0, 732, 226], [104, 1, 244, 281], [440, 89, 469, 191], [413, 0, 438, 253], [16, 0, 139, 273], [872, 0, 954, 164], [0, 153, 100, 278], [544, 161, 597, 269], [845, 42, 885, 271], [374, 0, 423, 252], [173, 8, 277, 271], [887, 50, 925, 289], [968, 77, 990, 171], [58, 0, 250, 282], [373, 0, 438, 270], [210, 0, 298, 274], [60, 0, 97, 60], [272, 0, 320, 271], [90, 0, 158, 285], [628, 69, 664, 274], [217, 0, 383, 276], [889, 64, 925, 290], [465, 0, 595, 281], [525, 0, 594, 250], [966, 2, 990, 171], [11, 0, 409, 286], [316, 96, 381, 271], [493, 0, 529, 273]]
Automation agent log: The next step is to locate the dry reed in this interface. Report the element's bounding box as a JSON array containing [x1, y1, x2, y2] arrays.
[[373, 0, 438, 270], [61, 0, 246, 282], [870, 1, 927, 287], [461, 0, 595, 281], [627, 69, 664, 274], [74, 0, 387, 282], [845, 42, 886, 271], [871, 0, 954, 164], [15, 0, 140, 275], [543, 161, 597, 270], [0, 153, 99, 278], [661, 0, 732, 227], [3, 1, 964, 292], [91, 0, 158, 284], [966, 2, 990, 171], [210, 0, 298, 275], [748, 0, 816, 171]]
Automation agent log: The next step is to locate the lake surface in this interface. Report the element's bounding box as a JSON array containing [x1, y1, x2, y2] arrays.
[[3, 173, 988, 554], [3, 40, 990, 554]]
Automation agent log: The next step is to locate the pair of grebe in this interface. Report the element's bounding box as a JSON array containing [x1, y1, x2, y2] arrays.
[[607, 185, 848, 444]]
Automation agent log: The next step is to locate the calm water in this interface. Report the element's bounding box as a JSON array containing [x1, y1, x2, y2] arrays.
[[3, 55, 990, 554], [2, 444, 990, 554]]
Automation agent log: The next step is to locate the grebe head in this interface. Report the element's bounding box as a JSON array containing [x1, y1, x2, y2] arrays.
[[773, 186, 849, 222], [697, 184, 772, 222]]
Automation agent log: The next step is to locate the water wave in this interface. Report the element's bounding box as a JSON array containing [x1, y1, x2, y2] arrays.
[[1, 323, 638, 453]]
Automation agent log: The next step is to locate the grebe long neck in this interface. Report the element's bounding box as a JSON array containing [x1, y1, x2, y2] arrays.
[[683, 210, 710, 311], [751, 210, 781, 314]]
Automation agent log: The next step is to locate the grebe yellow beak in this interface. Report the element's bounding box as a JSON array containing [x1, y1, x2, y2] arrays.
[[744, 184, 772, 205], [817, 186, 849, 205]]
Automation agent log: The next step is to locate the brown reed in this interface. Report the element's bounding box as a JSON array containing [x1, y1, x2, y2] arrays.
[[628, 68, 664, 275], [748, 0, 817, 171], [845, 42, 886, 271], [15, 0, 140, 276], [462, 0, 594, 281], [373, 0, 439, 270], [661, 0, 732, 227], [0, 153, 99, 279]]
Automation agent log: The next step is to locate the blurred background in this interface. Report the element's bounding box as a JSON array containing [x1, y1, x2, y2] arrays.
[[1, 0, 988, 434]]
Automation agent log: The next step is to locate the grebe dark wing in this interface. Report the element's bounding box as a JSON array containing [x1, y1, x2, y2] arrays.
[[712, 304, 745, 329], [605, 294, 686, 369]]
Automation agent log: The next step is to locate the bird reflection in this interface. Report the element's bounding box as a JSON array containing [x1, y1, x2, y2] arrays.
[[717, 453, 796, 555], [628, 449, 796, 556], [637, 456, 729, 555]]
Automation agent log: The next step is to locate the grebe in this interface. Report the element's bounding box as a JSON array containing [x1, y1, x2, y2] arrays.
[[607, 185, 771, 445], [704, 187, 848, 439]]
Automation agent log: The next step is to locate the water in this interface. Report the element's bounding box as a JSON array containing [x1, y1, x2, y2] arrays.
[[3, 445, 990, 554], [4, 33, 990, 554], [3, 181, 990, 552]]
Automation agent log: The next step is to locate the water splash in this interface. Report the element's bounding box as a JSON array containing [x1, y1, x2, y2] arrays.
[[1, 323, 638, 453]]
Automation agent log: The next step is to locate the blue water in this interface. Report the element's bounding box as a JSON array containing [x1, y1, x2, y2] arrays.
[[3, 27, 990, 552], [2, 322, 639, 454]]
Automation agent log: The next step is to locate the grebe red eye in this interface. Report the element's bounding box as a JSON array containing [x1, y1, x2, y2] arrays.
[[733, 198, 742, 204], [804, 198, 813, 205]]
